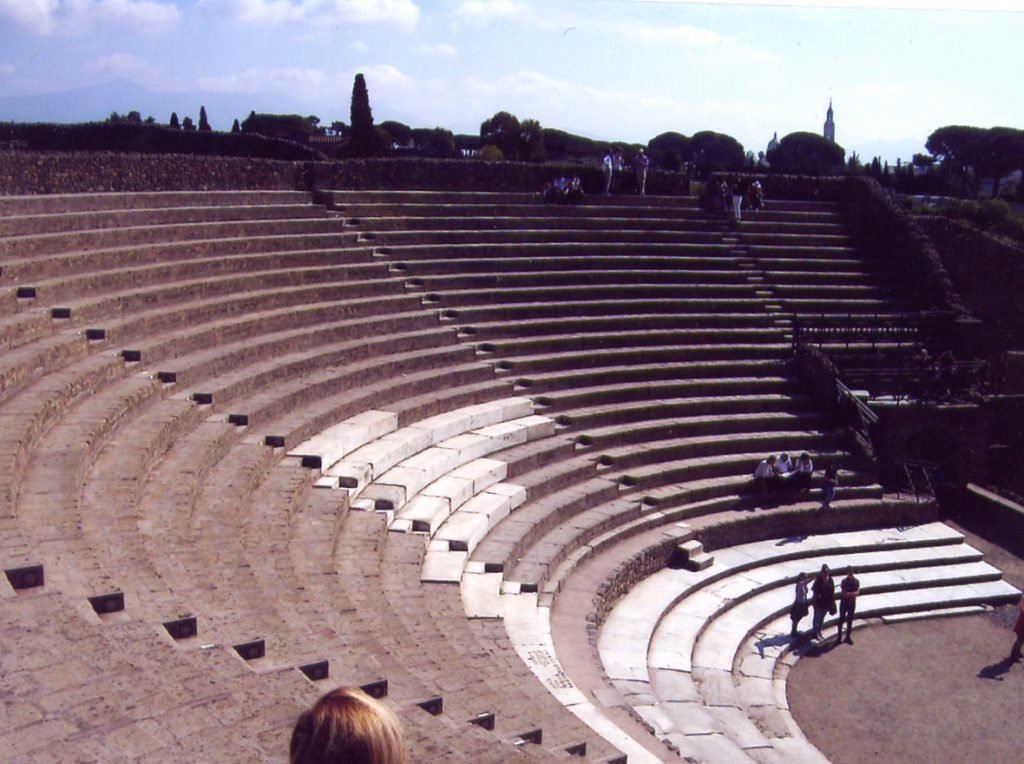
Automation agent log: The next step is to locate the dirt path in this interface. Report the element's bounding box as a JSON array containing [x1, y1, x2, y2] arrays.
[[787, 525, 1024, 764]]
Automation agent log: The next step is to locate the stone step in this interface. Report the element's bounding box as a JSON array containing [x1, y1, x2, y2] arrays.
[[561, 394, 819, 432], [470, 313, 775, 342], [0, 201, 329, 238], [574, 410, 821, 451], [367, 227, 728, 247], [0, 216, 352, 259], [533, 375, 798, 410], [599, 430, 835, 472], [399, 258, 747, 281], [18, 259, 389, 316], [445, 301, 772, 327], [512, 359, 789, 393], [491, 342, 791, 374], [352, 214, 723, 232], [409, 271, 757, 294], [478, 327, 786, 357], [374, 240, 737, 261], [0, 189, 313, 216], [1, 233, 368, 288], [329, 189, 700, 207]]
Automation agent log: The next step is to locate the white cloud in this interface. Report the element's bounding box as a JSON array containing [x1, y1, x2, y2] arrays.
[[416, 42, 456, 57], [456, 0, 525, 19], [87, 52, 155, 79], [622, 22, 776, 63], [192, 63, 409, 115], [210, 0, 420, 30], [628, 0, 1017, 10], [356, 63, 410, 88], [0, 0, 56, 33], [197, 67, 341, 102], [0, 0, 180, 35]]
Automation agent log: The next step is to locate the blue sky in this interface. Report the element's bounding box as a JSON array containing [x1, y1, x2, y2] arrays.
[[1, 1, 1022, 163]]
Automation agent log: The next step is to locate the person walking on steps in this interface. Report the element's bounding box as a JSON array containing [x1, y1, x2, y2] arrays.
[[601, 148, 614, 195], [821, 462, 838, 509], [633, 148, 649, 195], [732, 177, 746, 221]]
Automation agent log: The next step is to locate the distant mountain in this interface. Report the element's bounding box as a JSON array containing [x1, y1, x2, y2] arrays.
[[0, 80, 323, 131]]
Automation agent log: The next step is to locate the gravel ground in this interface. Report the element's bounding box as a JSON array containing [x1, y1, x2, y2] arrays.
[[787, 523, 1024, 764]]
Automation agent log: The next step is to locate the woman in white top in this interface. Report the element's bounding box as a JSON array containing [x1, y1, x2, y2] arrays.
[[774, 452, 793, 475]]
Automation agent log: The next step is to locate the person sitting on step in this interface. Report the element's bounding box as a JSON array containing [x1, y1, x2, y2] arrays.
[[754, 454, 780, 497], [748, 180, 764, 212], [774, 452, 794, 476], [792, 452, 814, 492], [567, 176, 584, 204]]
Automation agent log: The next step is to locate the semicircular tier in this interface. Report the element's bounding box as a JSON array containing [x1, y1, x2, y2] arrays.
[[2, 188, 1017, 763]]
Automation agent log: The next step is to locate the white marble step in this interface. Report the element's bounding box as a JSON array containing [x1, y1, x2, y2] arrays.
[[322, 396, 536, 494], [599, 522, 1020, 764], [289, 409, 397, 472], [601, 522, 969, 684], [688, 560, 1004, 673]]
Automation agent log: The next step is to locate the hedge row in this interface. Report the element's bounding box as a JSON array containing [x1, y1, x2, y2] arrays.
[[1, 122, 321, 161]]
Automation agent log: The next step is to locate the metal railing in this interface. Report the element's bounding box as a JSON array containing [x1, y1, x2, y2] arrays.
[[791, 311, 955, 352], [894, 458, 941, 504], [835, 379, 878, 462]]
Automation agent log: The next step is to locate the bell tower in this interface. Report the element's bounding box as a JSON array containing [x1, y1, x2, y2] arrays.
[[823, 99, 835, 143]]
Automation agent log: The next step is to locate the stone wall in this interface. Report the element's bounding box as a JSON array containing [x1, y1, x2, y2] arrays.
[[591, 536, 679, 636], [843, 177, 968, 317], [311, 157, 689, 195], [0, 151, 300, 194], [916, 216, 1024, 351], [0, 151, 691, 196], [962, 484, 1024, 552]]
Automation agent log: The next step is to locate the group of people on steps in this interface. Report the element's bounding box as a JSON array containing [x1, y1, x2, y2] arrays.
[[790, 565, 860, 644]]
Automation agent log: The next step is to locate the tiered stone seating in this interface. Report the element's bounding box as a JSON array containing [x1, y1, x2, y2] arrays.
[[0, 191, 545, 762], [335, 193, 895, 604], [1, 187, 1014, 763]]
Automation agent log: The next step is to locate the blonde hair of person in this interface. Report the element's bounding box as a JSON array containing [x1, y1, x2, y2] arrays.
[[290, 686, 408, 764]]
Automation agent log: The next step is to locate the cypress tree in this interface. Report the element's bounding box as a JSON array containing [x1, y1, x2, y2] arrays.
[[169, 112, 180, 129], [349, 73, 376, 156], [231, 119, 241, 134], [198, 105, 211, 132]]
